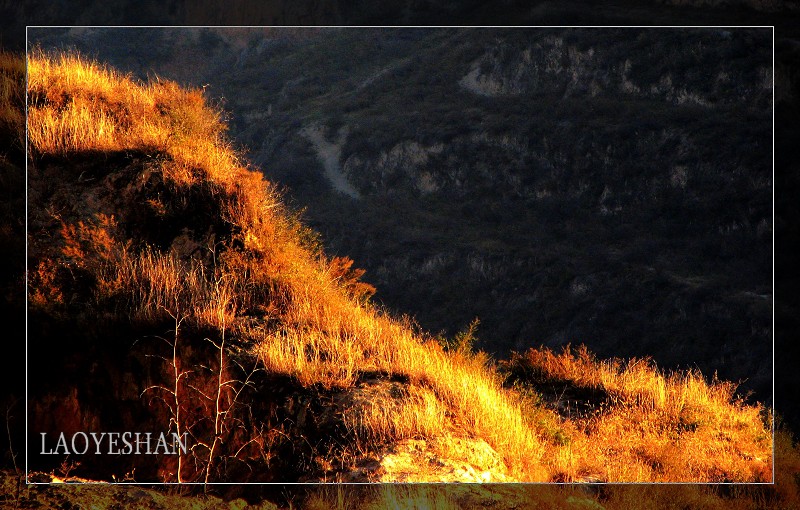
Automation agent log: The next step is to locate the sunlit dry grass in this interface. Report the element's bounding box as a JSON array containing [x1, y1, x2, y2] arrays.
[[25, 50, 772, 483], [27, 51, 221, 155], [297, 426, 797, 509], [253, 273, 548, 479], [297, 425, 798, 508], [507, 346, 773, 482], [345, 384, 447, 444]]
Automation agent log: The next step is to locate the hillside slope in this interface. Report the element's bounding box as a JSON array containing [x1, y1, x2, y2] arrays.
[[23, 51, 772, 484], [27, 27, 774, 407]]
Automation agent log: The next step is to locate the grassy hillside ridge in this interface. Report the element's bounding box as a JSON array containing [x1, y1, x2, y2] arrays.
[[24, 51, 770, 483], [502, 346, 771, 481], [26, 50, 549, 482]]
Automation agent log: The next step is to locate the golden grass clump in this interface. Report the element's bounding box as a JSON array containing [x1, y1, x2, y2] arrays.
[[344, 384, 447, 444], [0, 51, 25, 146], [507, 345, 773, 482], [27, 50, 223, 156]]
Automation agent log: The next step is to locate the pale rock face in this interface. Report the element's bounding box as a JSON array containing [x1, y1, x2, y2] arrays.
[[301, 124, 360, 199], [457, 34, 770, 108], [670, 165, 689, 189], [344, 140, 446, 195], [459, 64, 513, 97], [375, 437, 514, 483], [458, 36, 605, 99]]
